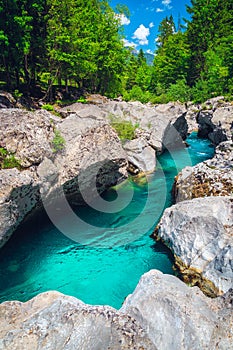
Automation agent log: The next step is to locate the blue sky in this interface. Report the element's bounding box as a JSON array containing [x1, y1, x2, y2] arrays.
[[110, 0, 191, 54]]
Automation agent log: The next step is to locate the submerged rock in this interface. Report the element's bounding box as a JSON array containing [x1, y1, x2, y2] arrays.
[[153, 196, 233, 296]]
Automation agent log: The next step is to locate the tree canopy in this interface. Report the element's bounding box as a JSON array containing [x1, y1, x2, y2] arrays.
[[0, 0, 232, 103]]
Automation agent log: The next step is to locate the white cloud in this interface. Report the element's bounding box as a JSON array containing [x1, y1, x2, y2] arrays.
[[123, 39, 137, 48], [156, 8, 164, 12], [133, 24, 150, 46], [117, 14, 130, 26], [149, 22, 154, 28], [162, 0, 172, 9], [146, 49, 155, 55]]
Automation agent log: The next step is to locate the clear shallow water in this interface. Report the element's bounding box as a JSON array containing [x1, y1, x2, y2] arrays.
[[0, 133, 214, 309]]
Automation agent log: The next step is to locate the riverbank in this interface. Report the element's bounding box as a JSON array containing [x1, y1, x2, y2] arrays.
[[0, 94, 232, 349]]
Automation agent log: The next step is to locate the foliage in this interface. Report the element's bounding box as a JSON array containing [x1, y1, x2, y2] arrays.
[[0, 0, 232, 104], [123, 86, 151, 104], [0, 148, 21, 169], [190, 79, 211, 103], [156, 15, 175, 48], [51, 129, 65, 152], [166, 79, 192, 103], [109, 117, 138, 141], [150, 32, 191, 91], [42, 104, 54, 111], [13, 89, 23, 99], [77, 97, 88, 104], [0, 0, 127, 97]]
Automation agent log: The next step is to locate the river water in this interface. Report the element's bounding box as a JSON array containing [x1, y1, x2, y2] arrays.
[[0, 133, 214, 309]]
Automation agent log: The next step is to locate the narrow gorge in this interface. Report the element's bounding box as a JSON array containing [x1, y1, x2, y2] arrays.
[[0, 94, 232, 349]]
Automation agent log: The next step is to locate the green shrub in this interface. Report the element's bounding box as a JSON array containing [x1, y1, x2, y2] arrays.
[[52, 129, 65, 152], [122, 86, 152, 104], [109, 117, 138, 141], [129, 86, 151, 103], [166, 79, 192, 103], [42, 104, 54, 112], [0, 148, 21, 169], [150, 93, 170, 104], [13, 89, 23, 99], [77, 96, 88, 103], [190, 80, 211, 103]]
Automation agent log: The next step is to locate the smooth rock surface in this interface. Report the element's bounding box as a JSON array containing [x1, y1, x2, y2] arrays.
[[154, 197, 233, 295], [123, 138, 156, 173]]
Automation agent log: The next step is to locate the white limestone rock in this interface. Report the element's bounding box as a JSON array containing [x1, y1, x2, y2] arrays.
[[155, 196, 233, 295], [61, 100, 189, 153], [0, 168, 39, 248], [173, 141, 233, 202], [121, 270, 233, 350], [1, 272, 233, 350], [0, 109, 55, 167], [123, 138, 156, 173], [0, 291, 156, 350], [0, 109, 128, 248]]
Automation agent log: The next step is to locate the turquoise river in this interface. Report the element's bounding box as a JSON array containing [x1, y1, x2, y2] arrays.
[[0, 133, 214, 309]]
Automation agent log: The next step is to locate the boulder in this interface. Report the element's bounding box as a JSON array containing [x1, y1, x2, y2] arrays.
[[0, 291, 156, 350], [212, 105, 233, 140], [196, 104, 233, 145], [52, 114, 128, 203], [123, 138, 156, 174], [0, 109, 128, 247], [0, 91, 16, 108], [153, 196, 233, 296], [1, 271, 233, 350], [121, 270, 233, 350], [61, 100, 189, 153], [0, 168, 39, 248], [0, 109, 55, 167], [173, 141, 233, 202]]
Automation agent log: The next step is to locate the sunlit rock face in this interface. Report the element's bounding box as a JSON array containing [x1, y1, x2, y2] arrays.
[[1, 271, 232, 350], [123, 137, 156, 174], [153, 196, 233, 296], [121, 270, 233, 350], [0, 291, 156, 350], [173, 141, 233, 202], [61, 100, 189, 153], [0, 98, 191, 249], [0, 109, 128, 248]]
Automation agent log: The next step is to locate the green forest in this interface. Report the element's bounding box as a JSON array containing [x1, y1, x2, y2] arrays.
[[0, 0, 233, 103]]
